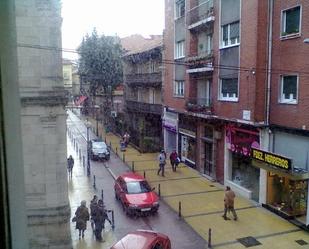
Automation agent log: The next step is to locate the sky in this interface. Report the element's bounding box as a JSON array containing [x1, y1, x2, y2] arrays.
[[61, 0, 165, 60]]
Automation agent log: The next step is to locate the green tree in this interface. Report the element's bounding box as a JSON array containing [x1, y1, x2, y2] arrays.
[[78, 28, 123, 123], [78, 28, 123, 95]]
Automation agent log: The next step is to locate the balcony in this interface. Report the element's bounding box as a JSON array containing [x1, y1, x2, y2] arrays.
[[186, 51, 214, 74], [187, 0, 215, 31], [125, 72, 162, 88], [126, 100, 162, 115], [185, 97, 212, 114]]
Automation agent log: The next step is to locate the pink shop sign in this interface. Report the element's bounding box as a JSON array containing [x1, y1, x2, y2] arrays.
[[226, 125, 260, 157]]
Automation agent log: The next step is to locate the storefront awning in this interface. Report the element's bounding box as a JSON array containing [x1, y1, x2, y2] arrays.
[[252, 160, 309, 180]]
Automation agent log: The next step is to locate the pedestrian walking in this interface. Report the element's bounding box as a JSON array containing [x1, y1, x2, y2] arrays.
[[222, 186, 238, 221], [169, 150, 178, 172], [157, 150, 166, 177], [90, 195, 98, 232], [123, 132, 130, 147], [67, 155, 74, 178], [73, 200, 90, 239], [92, 199, 106, 242]]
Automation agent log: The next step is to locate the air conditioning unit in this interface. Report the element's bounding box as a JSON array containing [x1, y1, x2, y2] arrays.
[[111, 111, 117, 118]]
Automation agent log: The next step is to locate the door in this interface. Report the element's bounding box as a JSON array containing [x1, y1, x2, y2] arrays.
[[197, 80, 210, 106]]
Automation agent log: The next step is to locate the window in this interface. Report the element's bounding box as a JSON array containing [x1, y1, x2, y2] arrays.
[[175, 40, 185, 59], [281, 6, 301, 36], [280, 75, 298, 104], [149, 61, 156, 73], [220, 78, 238, 101], [207, 34, 213, 55], [175, 0, 185, 19], [174, 80, 184, 97], [221, 21, 240, 47]]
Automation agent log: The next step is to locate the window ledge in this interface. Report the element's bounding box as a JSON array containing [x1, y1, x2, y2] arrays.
[[174, 56, 185, 60], [279, 101, 298, 105], [280, 33, 301, 41], [173, 95, 185, 98], [219, 43, 240, 50], [218, 98, 239, 103]]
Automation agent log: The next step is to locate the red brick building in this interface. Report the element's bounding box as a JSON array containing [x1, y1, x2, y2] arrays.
[[164, 0, 309, 226]]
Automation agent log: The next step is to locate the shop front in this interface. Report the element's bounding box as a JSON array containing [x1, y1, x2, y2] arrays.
[[179, 128, 196, 167], [163, 110, 178, 153], [252, 148, 309, 225], [225, 124, 260, 201]]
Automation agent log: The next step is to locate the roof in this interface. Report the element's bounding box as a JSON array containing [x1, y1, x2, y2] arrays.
[[120, 172, 145, 182], [121, 34, 162, 56]]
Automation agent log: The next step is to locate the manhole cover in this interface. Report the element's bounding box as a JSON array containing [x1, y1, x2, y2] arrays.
[[295, 240, 308, 246], [237, 236, 261, 247]]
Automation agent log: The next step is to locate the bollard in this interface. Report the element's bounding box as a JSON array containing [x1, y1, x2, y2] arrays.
[[122, 153, 125, 162], [79, 149, 82, 160], [83, 156, 85, 167], [101, 189, 104, 200], [93, 175, 96, 189], [208, 228, 212, 248], [109, 141, 112, 148], [111, 210, 115, 230], [76, 143, 78, 152], [143, 171, 146, 178], [178, 201, 182, 218], [131, 161, 135, 172], [158, 184, 161, 197], [105, 137, 107, 143], [116, 147, 118, 156]]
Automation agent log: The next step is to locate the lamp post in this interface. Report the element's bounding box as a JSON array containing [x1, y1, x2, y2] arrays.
[[86, 119, 91, 177]]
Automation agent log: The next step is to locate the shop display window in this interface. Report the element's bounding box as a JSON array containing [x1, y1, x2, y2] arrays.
[[181, 135, 196, 163], [267, 174, 307, 217], [232, 154, 260, 201]]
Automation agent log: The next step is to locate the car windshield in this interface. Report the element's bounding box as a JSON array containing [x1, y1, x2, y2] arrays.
[[92, 142, 106, 149], [126, 181, 151, 194]]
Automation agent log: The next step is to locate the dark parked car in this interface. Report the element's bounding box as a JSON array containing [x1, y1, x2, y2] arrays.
[[89, 139, 110, 161], [114, 172, 159, 216], [110, 230, 171, 249]]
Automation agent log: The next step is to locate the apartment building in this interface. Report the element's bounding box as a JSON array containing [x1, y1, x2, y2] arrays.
[[164, 0, 309, 227], [123, 35, 163, 152]]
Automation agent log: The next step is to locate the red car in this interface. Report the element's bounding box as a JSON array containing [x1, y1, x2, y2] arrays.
[[110, 230, 171, 249], [114, 172, 159, 216]]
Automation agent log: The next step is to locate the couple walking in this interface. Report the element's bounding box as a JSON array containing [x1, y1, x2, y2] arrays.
[[157, 149, 180, 176]]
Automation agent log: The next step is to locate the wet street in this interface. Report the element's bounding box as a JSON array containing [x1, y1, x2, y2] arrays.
[[67, 111, 206, 248]]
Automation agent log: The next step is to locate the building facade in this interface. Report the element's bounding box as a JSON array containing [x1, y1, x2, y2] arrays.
[[1, 0, 71, 248], [123, 36, 163, 152], [164, 0, 309, 227]]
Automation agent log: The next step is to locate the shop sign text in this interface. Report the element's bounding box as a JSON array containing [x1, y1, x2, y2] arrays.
[[251, 148, 292, 171]]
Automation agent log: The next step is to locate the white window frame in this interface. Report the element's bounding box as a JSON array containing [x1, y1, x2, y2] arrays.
[[174, 80, 185, 97], [221, 21, 240, 48], [175, 40, 185, 59], [175, 0, 185, 19], [279, 75, 298, 104], [206, 34, 213, 55], [219, 78, 238, 101], [281, 5, 301, 38]]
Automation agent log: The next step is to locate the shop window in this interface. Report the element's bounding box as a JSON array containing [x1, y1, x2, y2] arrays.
[[181, 135, 196, 163], [221, 21, 240, 48], [281, 6, 301, 37], [267, 174, 307, 217], [232, 154, 260, 202], [220, 78, 238, 101], [279, 75, 298, 104]]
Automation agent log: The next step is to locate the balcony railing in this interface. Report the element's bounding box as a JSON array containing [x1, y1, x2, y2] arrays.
[[126, 100, 162, 115], [186, 51, 214, 73], [187, 0, 215, 29], [185, 97, 212, 114], [125, 72, 162, 87]]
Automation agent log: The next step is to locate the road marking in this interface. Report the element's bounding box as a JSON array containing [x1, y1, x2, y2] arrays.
[[184, 205, 258, 219], [149, 176, 201, 183], [211, 228, 302, 248], [161, 189, 223, 198]]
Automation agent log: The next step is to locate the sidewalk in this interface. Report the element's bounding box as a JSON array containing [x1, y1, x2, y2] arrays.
[[86, 115, 309, 249]]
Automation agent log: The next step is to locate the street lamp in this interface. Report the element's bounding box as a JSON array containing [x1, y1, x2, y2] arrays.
[[85, 119, 91, 176]]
